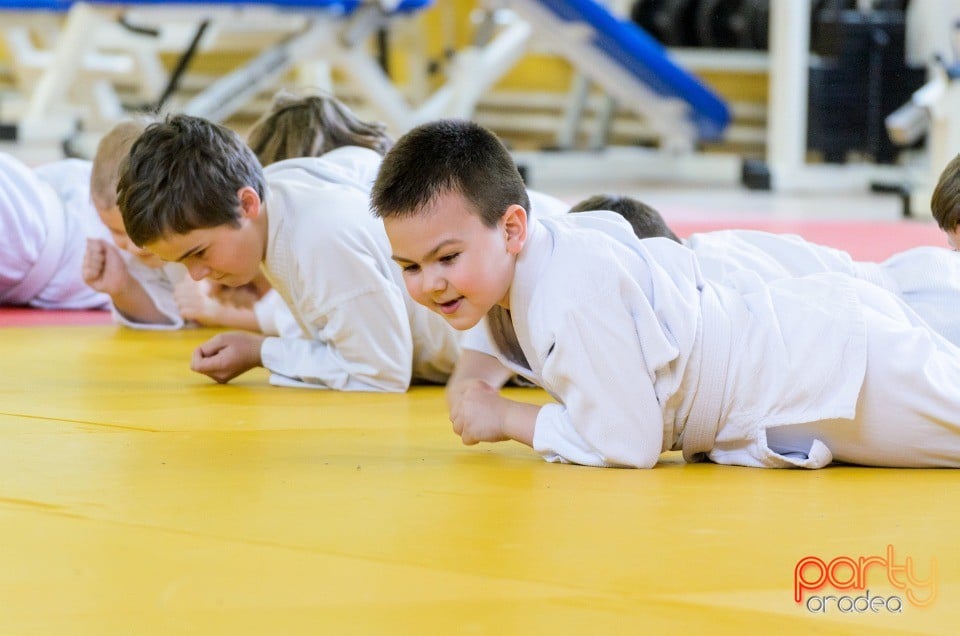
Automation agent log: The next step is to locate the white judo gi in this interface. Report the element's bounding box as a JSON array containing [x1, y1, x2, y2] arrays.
[[258, 147, 462, 391], [465, 213, 960, 469], [0, 154, 110, 310], [0, 152, 193, 322], [685, 230, 960, 346], [527, 189, 570, 219], [0, 153, 286, 332]]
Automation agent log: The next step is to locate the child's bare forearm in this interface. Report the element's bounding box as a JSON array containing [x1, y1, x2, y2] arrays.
[[196, 303, 261, 332], [217, 306, 261, 332], [501, 399, 539, 447], [112, 279, 174, 325]]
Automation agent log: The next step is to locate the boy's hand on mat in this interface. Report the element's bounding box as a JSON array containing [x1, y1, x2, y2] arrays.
[[83, 239, 130, 296], [175, 278, 225, 325], [450, 380, 509, 445], [208, 281, 260, 309], [191, 332, 265, 383]]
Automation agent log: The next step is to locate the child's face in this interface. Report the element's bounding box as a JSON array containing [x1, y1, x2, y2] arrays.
[[142, 187, 266, 287], [97, 204, 164, 268], [384, 190, 525, 331], [141, 186, 266, 287], [144, 221, 264, 288]]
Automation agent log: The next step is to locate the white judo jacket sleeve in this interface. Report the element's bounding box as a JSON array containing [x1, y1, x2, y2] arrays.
[[531, 298, 669, 469]]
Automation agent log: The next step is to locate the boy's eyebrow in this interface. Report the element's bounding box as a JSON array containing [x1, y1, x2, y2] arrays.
[[392, 239, 459, 264], [175, 245, 203, 262]]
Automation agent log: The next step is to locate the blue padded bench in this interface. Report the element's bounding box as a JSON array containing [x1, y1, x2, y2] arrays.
[[516, 0, 730, 141]]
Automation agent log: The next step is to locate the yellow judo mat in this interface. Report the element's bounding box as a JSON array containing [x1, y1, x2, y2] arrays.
[[1, 324, 957, 634]]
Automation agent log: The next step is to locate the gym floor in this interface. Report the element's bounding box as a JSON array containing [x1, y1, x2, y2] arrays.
[[1, 320, 956, 634], [1, 172, 956, 632]]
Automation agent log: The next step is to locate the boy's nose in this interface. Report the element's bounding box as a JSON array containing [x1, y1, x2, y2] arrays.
[[187, 264, 211, 281], [422, 270, 446, 296]]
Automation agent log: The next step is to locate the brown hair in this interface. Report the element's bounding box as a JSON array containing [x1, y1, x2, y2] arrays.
[[371, 119, 529, 228], [569, 194, 681, 243], [931, 153, 960, 232], [117, 114, 265, 247], [247, 90, 393, 165]]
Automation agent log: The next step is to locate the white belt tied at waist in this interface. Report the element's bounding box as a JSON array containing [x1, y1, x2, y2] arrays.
[[681, 284, 733, 462], [0, 186, 67, 306]]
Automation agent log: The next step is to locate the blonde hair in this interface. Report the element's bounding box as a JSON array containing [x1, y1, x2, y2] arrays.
[[247, 90, 393, 166], [90, 115, 158, 211]]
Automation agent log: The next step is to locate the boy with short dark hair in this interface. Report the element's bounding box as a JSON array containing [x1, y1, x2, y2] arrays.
[[118, 113, 461, 390], [85, 116, 284, 333], [372, 119, 960, 469]]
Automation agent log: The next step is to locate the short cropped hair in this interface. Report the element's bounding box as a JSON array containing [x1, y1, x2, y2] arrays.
[[931, 153, 960, 232], [569, 194, 681, 243], [371, 119, 529, 228], [247, 90, 393, 165], [90, 115, 157, 212], [117, 114, 265, 247]]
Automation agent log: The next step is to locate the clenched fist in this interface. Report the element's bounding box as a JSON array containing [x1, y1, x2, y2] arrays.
[[82, 238, 130, 296], [191, 331, 266, 383]]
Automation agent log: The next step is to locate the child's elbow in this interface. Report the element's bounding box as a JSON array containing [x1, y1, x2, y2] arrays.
[[369, 365, 413, 393]]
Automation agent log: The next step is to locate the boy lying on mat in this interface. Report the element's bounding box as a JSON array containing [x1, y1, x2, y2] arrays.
[[372, 119, 960, 469]]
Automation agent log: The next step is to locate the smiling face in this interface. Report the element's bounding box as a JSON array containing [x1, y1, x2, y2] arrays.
[[142, 186, 268, 287], [384, 189, 527, 331]]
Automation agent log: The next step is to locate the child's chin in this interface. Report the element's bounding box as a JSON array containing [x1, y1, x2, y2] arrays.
[[444, 314, 482, 331]]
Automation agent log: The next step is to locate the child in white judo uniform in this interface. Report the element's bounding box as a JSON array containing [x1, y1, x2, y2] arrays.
[[1, 153, 111, 310], [569, 194, 960, 347], [115, 113, 464, 390], [0, 125, 282, 329], [372, 119, 960, 469], [84, 117, 290, 333]]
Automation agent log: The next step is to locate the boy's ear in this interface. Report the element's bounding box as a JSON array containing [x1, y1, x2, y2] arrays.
[[237, 186, 262, 220], [502, 204, 527, 255]]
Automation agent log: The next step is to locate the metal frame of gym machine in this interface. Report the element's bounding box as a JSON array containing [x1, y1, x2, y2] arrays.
[[509, 0, 948, 218], [763, 0, 949, 217]]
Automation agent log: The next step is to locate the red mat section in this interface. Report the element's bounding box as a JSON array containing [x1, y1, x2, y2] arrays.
[[670, 219, 945, 262], [0, 308, 112, 328]]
